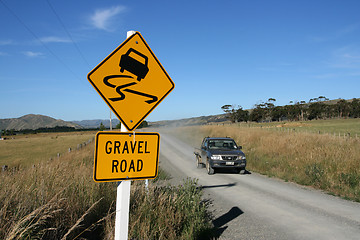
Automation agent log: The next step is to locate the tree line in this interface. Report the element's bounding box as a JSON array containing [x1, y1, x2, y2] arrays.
[[221, 97, 360, 123], [99, 120, 149, 131], [0, 120, 151, 136], [0, 126, 85, 136]]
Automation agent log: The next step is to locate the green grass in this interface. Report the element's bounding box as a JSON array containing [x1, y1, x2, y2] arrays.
[[0, 131, 96, 167]]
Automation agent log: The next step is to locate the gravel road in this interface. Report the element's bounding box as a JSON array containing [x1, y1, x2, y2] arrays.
[[158, 132, 360, 240]]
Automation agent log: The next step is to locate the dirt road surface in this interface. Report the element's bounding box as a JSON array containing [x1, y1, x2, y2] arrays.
[[158, 132, 360, 240]]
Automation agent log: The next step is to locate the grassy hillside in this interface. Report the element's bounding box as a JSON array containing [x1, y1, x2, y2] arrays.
[[0, 114, 82, 131], [150, 114, 228, 127]]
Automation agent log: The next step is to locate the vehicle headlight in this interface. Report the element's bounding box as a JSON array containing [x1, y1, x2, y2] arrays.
[[210, 155, 222, 160], [237, 155, 246, 160]]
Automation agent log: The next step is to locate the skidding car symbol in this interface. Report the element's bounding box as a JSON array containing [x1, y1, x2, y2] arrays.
[[119, 48, 149, 81]]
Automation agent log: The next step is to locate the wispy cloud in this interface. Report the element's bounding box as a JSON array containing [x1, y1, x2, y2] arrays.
[[312, 73, 338, 79], [308, 24, 359, 43], [257, 62, 294, 72], [330, 46, 360, 69], [23, 51, 44, 58], [90, 5, 126, 31], [0, 40, 14, 45], [315, 45, 360, 79], [39, 36, 71, 43]]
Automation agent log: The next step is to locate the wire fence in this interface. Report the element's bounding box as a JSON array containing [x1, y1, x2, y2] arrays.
[[212, 122, 360, 140]]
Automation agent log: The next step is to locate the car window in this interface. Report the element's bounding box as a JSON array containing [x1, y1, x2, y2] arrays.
[[208, 140, 237, 150]]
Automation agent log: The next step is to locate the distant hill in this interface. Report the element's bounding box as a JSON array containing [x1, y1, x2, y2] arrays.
[[71, 119, 120, 129], [0, 114, 82, 131], [72, 114, 228, 129], [149, 114, 229, 127]]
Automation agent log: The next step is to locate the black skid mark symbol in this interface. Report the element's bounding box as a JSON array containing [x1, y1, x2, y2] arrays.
[[109, 82, 137, 102], [123, 88, 158, 104], [103, 75, 158, 104], [103, 75, 133, 88]]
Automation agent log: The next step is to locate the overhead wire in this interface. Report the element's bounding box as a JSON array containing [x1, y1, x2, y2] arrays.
[[46, 0, 91, 69], [0, 0, 82, 80]]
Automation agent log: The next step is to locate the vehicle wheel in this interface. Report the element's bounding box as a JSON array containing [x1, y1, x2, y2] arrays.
[[206, 160, 215, 175]]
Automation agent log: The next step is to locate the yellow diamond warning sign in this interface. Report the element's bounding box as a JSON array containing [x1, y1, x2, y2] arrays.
[[93, 131, 160, 182], [87, 32, 175, 131]]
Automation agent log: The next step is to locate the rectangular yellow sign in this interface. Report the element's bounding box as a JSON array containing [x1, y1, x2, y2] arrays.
[[93, 131, 160, 182]]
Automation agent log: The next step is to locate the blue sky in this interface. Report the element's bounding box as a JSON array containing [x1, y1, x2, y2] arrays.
[[1, 0, 359, 122]]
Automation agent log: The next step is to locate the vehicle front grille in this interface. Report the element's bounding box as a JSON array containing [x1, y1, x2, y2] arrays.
[[221, 156, 237, 161]]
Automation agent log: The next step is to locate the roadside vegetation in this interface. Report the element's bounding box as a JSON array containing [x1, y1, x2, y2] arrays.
[[0, 131, 213, 239], [222, 97, 360, 123], [165, 120, 360, 202]]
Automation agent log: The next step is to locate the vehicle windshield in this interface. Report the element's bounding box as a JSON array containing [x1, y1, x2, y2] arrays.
[[208, 139, 238, 150]]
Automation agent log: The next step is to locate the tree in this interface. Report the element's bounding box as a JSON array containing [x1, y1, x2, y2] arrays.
[[308, 102, 326, 120], [235, 107, 249, 122], [265, 98, 276, 120], [138, 120, 149, 128], [221, 104, 238, 123], [350, 98, 360, 118], [115, 120, 148, 129], [99, 122, 106, 131], [221, 105, 249, 123], [249, 103, 266, 122], [271, 106, 287, 121], [248, 98, 277, 122]]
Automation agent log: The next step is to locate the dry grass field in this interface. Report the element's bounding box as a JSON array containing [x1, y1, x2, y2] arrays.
[[165, 122, 360, 202], [2, 118, 357, 238], [0, 131, 212, 239], [0, 131, 96, 167], [226, 118, 360, 137]]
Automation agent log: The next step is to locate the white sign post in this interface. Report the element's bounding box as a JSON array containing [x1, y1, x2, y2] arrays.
[[114, 31, 136, 240], [88, 29, 174, 240]]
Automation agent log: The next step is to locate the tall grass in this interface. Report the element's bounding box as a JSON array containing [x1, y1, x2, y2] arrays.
[[0, 132, 213, 239], [166, 125, 360, 202], [127, 179, 213, 239], [0, 142, 114, 239]]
